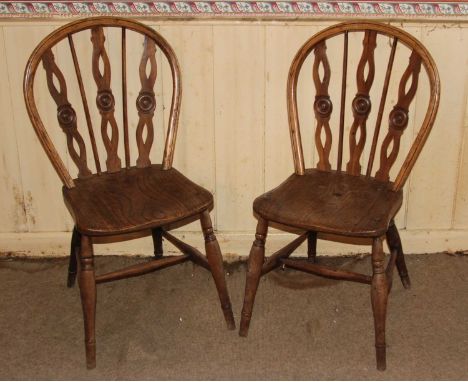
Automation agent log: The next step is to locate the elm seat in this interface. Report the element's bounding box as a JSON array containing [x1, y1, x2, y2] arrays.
[[253, 169, 403, 237], [63, 165, 213, 236]]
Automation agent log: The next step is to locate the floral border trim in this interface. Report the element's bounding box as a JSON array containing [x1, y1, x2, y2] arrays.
[[0, 1, 466, 17]]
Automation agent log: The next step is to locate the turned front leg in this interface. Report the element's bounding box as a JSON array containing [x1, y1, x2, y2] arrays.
[[239, 217, 268, 337], [371, 237, 389, 371], [200, 210, 235, 330], [78, 235, 97, 369]]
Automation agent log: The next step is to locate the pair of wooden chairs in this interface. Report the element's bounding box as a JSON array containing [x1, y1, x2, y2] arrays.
[[24, 17, 439, 371]]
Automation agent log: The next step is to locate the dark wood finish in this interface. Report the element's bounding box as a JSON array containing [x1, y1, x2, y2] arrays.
[[243, 21, 440, 371], [253, 169, 403, 237], [386, 221, 411, 289], [95, 255, 189, 284], [152, 227, 164, 258], [78, 235, 96, 369], [371, 237, 388, 371], [24, 17, 232, 369], [67, 226, 80, 288], [385, 248, 398, 292], [239, 217, 268, 337], [337, 32, 348, 171], [199, 211, 236, 330], [307, 231, 317, 263], [122, 27, 130, 169], [280, 258, 372, 284], [62, 165, 213, 236]]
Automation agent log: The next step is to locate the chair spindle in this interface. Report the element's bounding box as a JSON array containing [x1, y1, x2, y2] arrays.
[[121, 27, 130, 169], [68, 34, 102, 175], [366, 37, 398, 177], [337, 32, 348, 172]]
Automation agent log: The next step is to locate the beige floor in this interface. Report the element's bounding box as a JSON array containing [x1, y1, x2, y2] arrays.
[[0, 253, 467, 380]]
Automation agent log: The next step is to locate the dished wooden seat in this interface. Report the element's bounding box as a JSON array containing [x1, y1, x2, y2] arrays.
[[254, 169, 402, 237], [63, 165, 213, 236]]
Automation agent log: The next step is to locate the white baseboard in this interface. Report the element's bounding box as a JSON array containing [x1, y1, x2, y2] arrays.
[[0, 229, 467, 260]]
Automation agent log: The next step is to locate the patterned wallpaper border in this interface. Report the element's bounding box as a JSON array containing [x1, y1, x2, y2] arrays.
[[0, 1, 466, 18]]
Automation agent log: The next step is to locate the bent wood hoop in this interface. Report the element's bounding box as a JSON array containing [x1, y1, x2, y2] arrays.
[[287, 21, 440, 191], [24, 16, 182, 188]]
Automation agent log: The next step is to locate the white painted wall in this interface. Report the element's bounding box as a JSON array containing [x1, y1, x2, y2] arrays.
[[0, 19, 467, 259]]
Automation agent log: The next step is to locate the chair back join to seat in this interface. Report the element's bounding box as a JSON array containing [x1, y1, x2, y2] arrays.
[[287, 21, 440, 191], [24, 17, 181, 189]]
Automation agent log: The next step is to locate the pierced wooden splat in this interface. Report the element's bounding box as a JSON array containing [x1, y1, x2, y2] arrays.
[[91, 26, 121, 173], [312, 41, 333, 171], [42, 49, 91, 178], [136, 36, 157, 168], [346, 30, 377, 175], [376, 50, 422, 181]]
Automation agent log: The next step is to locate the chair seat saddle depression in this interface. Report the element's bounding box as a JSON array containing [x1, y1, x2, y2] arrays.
[[239, 21, 440, 371], [24, 17, 235, 369]]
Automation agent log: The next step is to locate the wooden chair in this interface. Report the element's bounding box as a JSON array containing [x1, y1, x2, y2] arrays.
[[239, 21, 440, 371], [24, 17, 235, 369]]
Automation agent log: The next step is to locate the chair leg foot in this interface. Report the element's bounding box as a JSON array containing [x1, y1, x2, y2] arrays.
[[375, 345, 386, 371], [386, 223, 411, 289], [200, 211, 235, 330], [67, 227, 80, 288], [152, 227, 164, 259], [78, 235, 97, 369], [371, 237, 389, 372], [239, 218, 268, 337]]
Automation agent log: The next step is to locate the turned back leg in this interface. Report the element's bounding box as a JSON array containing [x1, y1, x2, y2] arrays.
[[67, 227, 81, 288], [152, 227, 164, 259], [307, 231, 317, 263], [239, 217, 268, 337], [386, 222, 411, 289]]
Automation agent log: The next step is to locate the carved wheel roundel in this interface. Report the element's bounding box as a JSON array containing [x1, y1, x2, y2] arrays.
[[96, 90, 115, 112], [314, 96, 333, 117], [136, 91, 156, 114], [57, 104, 77, 127], [352, 94, 371, 116], [389, 107, 409, 130]]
